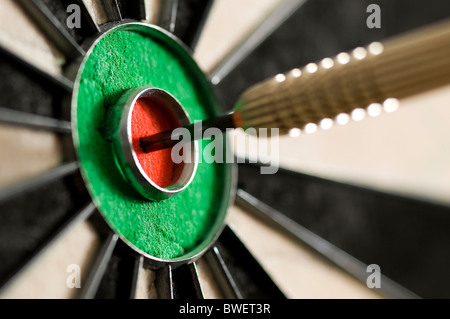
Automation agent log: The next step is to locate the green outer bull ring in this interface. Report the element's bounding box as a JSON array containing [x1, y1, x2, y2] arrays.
[[68, 22, 236, 269]]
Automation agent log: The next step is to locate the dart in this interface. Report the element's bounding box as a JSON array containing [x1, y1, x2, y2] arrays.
[[140, 19, 450, 154]]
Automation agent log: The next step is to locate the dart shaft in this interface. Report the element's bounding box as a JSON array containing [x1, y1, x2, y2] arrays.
[[140, 113, 236, 153]]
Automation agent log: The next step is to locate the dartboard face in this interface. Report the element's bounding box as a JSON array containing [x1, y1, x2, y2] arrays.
[[1, 0, 450, 300]]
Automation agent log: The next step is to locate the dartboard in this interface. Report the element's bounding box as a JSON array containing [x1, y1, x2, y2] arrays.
[[1, 0, 450, 299]]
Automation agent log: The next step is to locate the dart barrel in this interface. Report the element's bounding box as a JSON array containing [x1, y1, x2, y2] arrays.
[[233, 19, 450, 135]]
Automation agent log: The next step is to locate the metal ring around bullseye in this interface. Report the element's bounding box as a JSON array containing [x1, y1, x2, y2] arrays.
[[110, 86, 199, 201]]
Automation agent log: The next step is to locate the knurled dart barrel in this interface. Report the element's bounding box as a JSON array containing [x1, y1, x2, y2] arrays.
[[234, 19, 450, 135]]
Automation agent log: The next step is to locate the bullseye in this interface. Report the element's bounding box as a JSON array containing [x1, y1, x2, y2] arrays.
[[131, 96, 183, 189], [109, 86, 198, 201]]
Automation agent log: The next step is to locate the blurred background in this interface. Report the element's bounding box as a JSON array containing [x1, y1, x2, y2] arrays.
[[1, 0, 450, 299]]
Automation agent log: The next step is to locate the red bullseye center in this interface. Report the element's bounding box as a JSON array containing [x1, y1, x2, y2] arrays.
[[131, 97, 184, 189]]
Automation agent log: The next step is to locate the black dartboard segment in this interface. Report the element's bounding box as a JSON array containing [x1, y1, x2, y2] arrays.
[[0, 47, 71, 118], [0, 168, 91, 290], [157, 0, 214, 50], [237, 163, 450, 299], [117, 0, 147, 21], [172, 0, 214, 49], [40, 0, 99, 43], [210, 226, 286, 299], [16, 0, 86, 59], [93, 239, 141, 299], [156, 263, 204, 299]]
